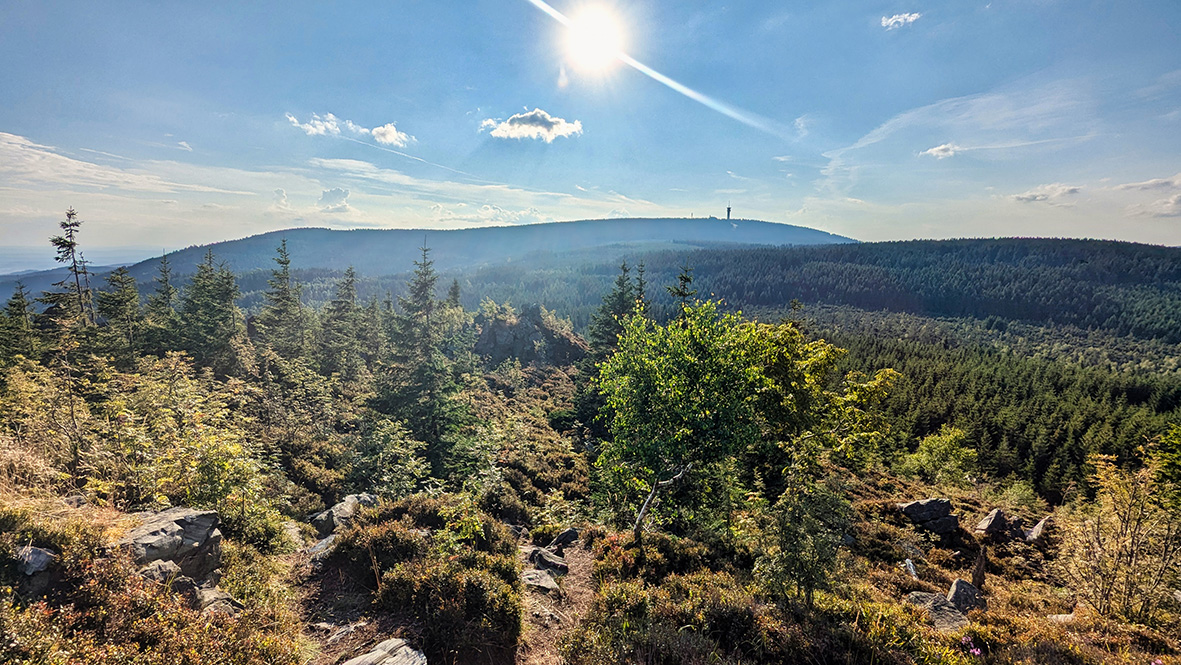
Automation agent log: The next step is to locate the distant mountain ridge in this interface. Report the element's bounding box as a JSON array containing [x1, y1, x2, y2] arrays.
[[0, 217, 853, 297]]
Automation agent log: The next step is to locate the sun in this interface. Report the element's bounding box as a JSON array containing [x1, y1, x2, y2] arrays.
[[565, 6, 625, 72]]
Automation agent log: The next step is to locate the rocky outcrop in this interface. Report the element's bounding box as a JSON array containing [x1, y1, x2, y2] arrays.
[[548, 527, 579, 549], [974, 509, 1027, 542], [311, 494, 379, 538], [947, 579, 986, 613], [529, 546, 569, 574], [195, 587, 245, 615], [1025, 516, 1050, 544], [16, 545, 55, 576], [906, 591, 969, 632], [522, 568, 560, 593], [898, 498, 959, 536], [475, 304, 589, 367], [341, 638, 428, 665], [116, 507, 222, 581]]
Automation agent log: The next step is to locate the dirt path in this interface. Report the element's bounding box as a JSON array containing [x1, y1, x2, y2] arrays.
[[515, 543, 596, 665]]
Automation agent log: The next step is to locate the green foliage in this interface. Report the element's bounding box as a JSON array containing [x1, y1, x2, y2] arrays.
[[896, 425, 976, 488], [253, 239, 308, 359], [0, 283, 39, 369], [179, 250, 249, 375], [318, 266, 365, 380], [756, 479, 852, 606], [142, 254, 181, 355], [96, 267, 142, 369], [350, 418, 429, 499]]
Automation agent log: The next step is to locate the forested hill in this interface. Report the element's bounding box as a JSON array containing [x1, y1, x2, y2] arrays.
[[0, 217, 852, 298], [457, 237, 1181, 343]]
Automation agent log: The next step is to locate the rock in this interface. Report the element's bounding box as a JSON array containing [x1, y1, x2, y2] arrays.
[[1025, 517, 1050, 544], [975, 509, 1009, 537], [474, 303, 589, 367], [311, 494, 379, 538], [63, 495, 87, 508], [307, 534, 339, 560], [139, 559, 182, 583], [971, 547, 988, 590], [898, 498, 952, 523], [15, 545, 56, 576], [532, 604, 562, 626], [115, 507, 222, 581], [922, 515, 960, 536], [1173, 589, 1181, 604], [194, 587, 244, 615], [903, 559, 919, 580], [947, 579, 987, 613], [1048, 613, 1076, 624], [522, 569, 560, 593], [548, 527, 579, 549], [342, 638, 428, 665], [506, 524, 530, 541], [529, 547, 569, 574], [282, 520, 306, 548], [906, 591, 969, 632]]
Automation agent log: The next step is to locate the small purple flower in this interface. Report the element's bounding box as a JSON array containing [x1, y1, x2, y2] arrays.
[[971, 648, 982, 656]]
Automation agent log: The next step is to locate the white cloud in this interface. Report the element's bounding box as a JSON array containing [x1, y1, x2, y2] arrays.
[[318, 187, 351, 213], [371, 122, 412, 147], [430, 203, 552, 225], [1116, 173, 1181, 191], [286, 112, 416, 146], [920, 143, 962, 159], [177, 141, 193, 152], [881, 13, 921, 30], [481, 108, 583, 143], [1144, 193, 1181, 217], [772, 155, 792, 162], [1010, 183, 1081, 204]]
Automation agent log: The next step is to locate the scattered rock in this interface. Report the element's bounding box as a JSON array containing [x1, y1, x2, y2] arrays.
[[898, 499, 959, 536], [1048, 613, 1076, 624], [324, 621, 369, 646], [947, 579, 987, 613], [529, 547, 569, 574], [194, 587, 244, 615], [311, 494, 379, 538], [15, 545, 55, 576], [138, 559, 182, 583], [548, 527, 579, 549], [1025, 517, 1050, 544], [115, 507, 222, 581], [903, 558, 919, 580], [906, 591, 969, 632], [532, 604, 562, 626], [1173, 589, 1181, 605], [506, 524, 530, 541], [971, 547, 988, 590], [63, 495, 87, 508], [341, 638, 428, 665], [522, 569, 560, 593], [975, 509, 1008, 536], [307, 534, 339, 560]]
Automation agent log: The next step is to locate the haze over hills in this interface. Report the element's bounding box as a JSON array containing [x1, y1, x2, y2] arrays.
[[0, 217, 853, 297]]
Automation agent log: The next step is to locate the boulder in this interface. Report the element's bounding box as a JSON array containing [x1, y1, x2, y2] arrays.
[[906, 591, 969, 632], [947, 579, 987, 613], [1025, 517, 1050, 544], [522, 569, 560, 593], [311, 494, 379, 538], [529, 547, 569, 574], [898, 498, 952, 523], [474, 304, 590, 367], [15, 545, 55, 576], [922, 515, 960, 536], [975, 509, 1008, 537], [139, 559, 182, 583], [307, 534, 339, 560], [548, 527, 579, 549], [506, 524, 530, 541], [342, 638, 428, 665], [115, 507, 222, 581], [1173, 589, 1181, 605], [195, 587, 244, 615], [63, 495, 87, 508]]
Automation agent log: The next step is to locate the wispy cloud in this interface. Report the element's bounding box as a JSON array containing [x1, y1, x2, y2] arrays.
[[1116, 173, 1181, 191], [430, 203, 551, 226], [480, 108, 583, 143], [177, 141, 193, 152], [1010, 183, 1081, 204], [881, 13, 922, 30], [920, 143, 962, 159], [286, 112, 415, 147]]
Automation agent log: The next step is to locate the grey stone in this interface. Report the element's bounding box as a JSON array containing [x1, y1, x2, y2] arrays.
[[1173, 589, 1181, 604], [15, 545, 55, 576], [139, 559, 181, 583], [341, 638, 428, 665], [282, 520, 305, 548], [529, 547, 569, 574], [921, 514, 960, 536], [506, 524, 530, 541], [898, 498, 952, 523], [903, 559, 919, 580], [548, 527, 579, 549], [975, 509, 1009, 537], [63, 495, 87, 508], [1048, 613, 1076, 624], [522, 569, 560, 593], [311, 494, 379, 538], [1025, 517, 1050, 544], [947, 579, 987, 613], [906, 591, 969, 632], [195, 587, 244, 615], [115, 507, 222, 581], [307, 534, 339, 560]]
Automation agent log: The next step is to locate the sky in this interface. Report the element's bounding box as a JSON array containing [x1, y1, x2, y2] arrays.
[[1, 0, 1179, 271]]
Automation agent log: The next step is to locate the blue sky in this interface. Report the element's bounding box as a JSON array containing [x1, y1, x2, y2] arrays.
[[1, 0, 1179, 269]]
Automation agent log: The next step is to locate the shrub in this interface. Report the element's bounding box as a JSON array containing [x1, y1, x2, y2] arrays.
[[896, 425, 976, 488]]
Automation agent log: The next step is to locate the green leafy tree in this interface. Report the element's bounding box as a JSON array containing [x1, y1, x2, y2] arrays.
[[896, 425, 976, 487], [96, 267, 142, 369], [254, 239, 308, 359], [756, 478, 852, 607]]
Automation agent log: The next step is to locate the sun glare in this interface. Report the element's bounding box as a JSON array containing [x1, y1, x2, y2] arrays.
[[566, 7, 624, 72]]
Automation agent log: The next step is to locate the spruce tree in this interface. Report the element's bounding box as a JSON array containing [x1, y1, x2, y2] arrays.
[[1, 283, 39, 365], [319, 267, 363, 380], [179, 250, 243, 372], [40, 208, 96, 329], [255, 239, 307, 359], [143, 254, 181, 355], [96, 267, 142, 368]]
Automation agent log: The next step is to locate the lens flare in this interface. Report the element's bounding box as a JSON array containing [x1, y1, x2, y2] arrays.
[[566, 7, 624, 72]]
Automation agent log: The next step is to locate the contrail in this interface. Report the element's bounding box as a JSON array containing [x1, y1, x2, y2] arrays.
[[525, 0, 795, 140]]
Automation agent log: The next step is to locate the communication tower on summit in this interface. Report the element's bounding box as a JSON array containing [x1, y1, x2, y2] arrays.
[[727, 202, 731, 220]]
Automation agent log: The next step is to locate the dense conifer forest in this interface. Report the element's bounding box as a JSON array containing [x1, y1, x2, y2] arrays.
[[1, 214, 1178, 664]]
